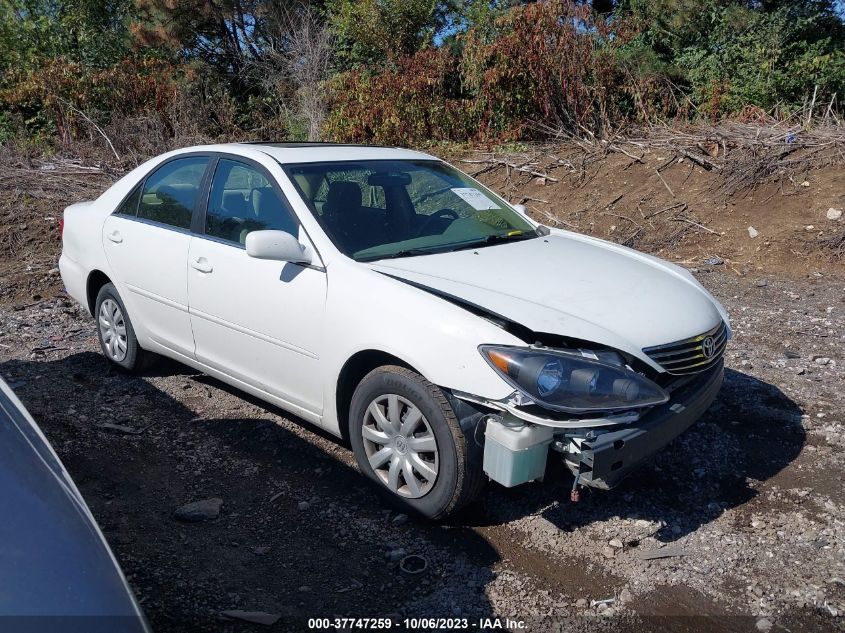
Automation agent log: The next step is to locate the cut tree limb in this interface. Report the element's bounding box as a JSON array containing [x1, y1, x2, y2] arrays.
[[459, 159, 559, 182]]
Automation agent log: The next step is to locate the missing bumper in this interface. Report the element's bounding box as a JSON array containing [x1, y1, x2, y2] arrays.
[[556, 363, 724, 489]]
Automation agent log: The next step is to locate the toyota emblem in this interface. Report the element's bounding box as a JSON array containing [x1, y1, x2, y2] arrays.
[[701, 336, 716, 359]]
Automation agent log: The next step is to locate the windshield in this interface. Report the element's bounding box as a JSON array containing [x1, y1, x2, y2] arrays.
[[283, 159, 538, 261]]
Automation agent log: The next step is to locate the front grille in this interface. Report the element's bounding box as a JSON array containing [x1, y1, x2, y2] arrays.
[[643, 321, 727, 375]]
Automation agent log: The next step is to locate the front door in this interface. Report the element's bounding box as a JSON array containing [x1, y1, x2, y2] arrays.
[[187, 157, 328, 417]]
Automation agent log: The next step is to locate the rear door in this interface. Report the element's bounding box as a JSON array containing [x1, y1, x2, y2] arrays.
[[102, 155, 211, 358], [187, 156, 328, 417]]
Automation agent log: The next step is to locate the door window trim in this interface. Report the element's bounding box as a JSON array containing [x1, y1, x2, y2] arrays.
[[110, 152, 213, 234], [108, 150, 326, 270], [195, 154, 300, 246], [193, 153, 326, 272]]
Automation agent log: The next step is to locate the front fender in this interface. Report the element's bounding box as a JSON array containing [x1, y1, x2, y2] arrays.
[[321, 262, 522, 434]]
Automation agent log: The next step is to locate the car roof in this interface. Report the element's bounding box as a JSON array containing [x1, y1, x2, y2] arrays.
[[174, 142, 439, 165]]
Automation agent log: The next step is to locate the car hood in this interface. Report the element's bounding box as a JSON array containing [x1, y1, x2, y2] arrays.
[[368, 231, 728, 367]]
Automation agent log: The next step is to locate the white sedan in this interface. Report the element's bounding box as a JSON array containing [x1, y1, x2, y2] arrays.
[[59, 143, 730, 519]]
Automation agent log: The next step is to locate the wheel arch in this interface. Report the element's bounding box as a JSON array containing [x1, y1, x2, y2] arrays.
[[86, 269, 113, 315], [335, 349, 418, 443]]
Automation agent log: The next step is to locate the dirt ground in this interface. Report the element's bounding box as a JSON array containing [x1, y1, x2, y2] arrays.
[[0, 141, 843, 632]]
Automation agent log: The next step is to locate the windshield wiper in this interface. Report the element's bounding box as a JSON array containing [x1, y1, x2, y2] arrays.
[[356, 248, 439, 262], [357, 231, 538, 262], [449, 231, 537, 252]]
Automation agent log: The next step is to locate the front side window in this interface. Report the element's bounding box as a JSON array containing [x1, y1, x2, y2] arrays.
[[138, 156, 209, 230], [205, 159, 298, 245], [284, 160, 536, 261]]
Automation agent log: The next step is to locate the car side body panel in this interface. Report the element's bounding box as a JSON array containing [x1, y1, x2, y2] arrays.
[[0, 380, 148, 629], [318, 260, 524, 436], [187, 235, 328, 415], [102, 215, 196, 358]]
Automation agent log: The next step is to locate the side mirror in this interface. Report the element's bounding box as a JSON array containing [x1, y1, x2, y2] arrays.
[[245, 230, 312, 265]]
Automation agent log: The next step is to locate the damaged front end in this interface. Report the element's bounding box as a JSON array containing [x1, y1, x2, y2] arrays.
[[451, 355, 724, 494], [552, 361, 723, 490]]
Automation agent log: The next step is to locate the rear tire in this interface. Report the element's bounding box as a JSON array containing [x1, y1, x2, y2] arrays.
[[349, 365, 484, 520], [94, 283, 157, 372]]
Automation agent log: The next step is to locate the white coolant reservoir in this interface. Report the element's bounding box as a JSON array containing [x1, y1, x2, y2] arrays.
[[483, 416, 554, 488]]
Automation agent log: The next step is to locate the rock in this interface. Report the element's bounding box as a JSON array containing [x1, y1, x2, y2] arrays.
[[391, 513, 408, 526], [298, 501, 310, 511], [748, 226, 759, 238], [576, 598, 588, 609], [801, 180, 810, 187], [387, 548, 408, 562], [756, 618, 773, 632], [602, 546, 616, 559], [298, 585, 311, 592], [608, 538, 624, 549], [174, 498, 223, 522], [619, 588, 633, 604], [814, 357, 831, 365], [252, 546, 271, 555], [827, 208, 842, 221], [755, 279, 768, 287]]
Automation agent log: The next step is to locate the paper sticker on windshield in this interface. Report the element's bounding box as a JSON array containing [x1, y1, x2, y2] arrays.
[[450, 187, 500, 210]]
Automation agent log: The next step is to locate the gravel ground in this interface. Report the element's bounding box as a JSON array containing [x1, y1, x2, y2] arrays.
[[0, 267, 843, 633]]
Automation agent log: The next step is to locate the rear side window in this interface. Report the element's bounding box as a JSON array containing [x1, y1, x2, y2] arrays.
[[116, 186, 141, 216], [205, 159, 298, 245], [138, 157, 209, 230]]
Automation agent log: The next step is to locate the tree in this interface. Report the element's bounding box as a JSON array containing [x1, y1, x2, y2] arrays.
[[130, 0, 272, 75], [326, 0, 443, 69], [0, 0, 133, 74], [251, 2, 334, 139]]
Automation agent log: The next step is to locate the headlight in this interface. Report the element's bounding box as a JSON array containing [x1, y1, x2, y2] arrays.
[[480, 345, 668, 413]]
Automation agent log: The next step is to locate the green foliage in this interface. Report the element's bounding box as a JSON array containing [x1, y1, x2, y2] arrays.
[[619, 0, 845, 117], [0, 0, 842, 151], [674, 4, 845, 116], [326, 0, 442, 69], [0, 0, 134, 74], [325, 0, 678, 144]]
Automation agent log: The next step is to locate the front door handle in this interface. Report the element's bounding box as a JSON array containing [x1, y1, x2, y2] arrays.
[[191, 257, 213, 273], [107, 230, 123, 244]]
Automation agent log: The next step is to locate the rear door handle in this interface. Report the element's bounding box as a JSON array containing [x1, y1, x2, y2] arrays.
[[107, 230, 123, 244], [191, 257, 213, 273]]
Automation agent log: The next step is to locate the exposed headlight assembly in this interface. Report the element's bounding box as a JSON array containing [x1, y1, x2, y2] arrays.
[[480, 345, 669, 414]]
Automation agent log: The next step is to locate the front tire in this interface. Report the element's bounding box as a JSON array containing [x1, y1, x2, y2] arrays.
[[348, 365, 484, 520], [94, 283, 156, 372]]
